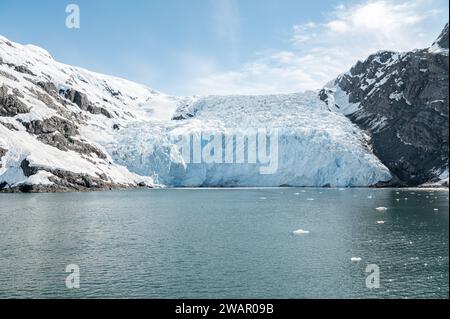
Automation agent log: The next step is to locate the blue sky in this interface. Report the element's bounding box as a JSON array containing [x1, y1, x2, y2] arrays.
[[0, 0, 448, 95]]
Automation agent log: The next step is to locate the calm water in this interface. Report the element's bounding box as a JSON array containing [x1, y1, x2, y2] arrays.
[[0, 188, 448, 299]]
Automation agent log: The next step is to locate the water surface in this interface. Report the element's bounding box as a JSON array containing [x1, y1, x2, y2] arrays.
[[0, 188, 448, 298]]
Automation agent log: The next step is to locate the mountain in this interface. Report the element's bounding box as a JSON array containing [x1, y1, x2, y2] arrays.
[[0, 34, 180, 191], [0, 35, 392, 191], [1, 24, 448, 191], [320, 23, 449, 187]]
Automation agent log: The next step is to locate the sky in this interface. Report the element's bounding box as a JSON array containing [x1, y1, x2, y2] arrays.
[[0, 0, 448, 96]]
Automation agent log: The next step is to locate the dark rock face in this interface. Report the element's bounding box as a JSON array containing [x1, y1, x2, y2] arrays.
[[0, 70, 18, 82], [24, 116, 79, 136], [62, 88, 112, 118], [36, 133, 107, 159], [0, 85, 30, 116], [433, 23, 449, 49], [321, 24, 449, 186], [0, 147, 7, 168], [0, 121, 18, 131], [23, 117, 107, 159], [14, 65, 36, 76], [20, 159, 39, 177], [5, 160, 136, 192]]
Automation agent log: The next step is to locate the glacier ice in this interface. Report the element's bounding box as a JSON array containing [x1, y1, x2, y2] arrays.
[[106, 92, 392, 187]]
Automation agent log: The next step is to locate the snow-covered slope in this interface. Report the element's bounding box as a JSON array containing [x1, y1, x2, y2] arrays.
[[320, 24, 449, 187], [0, 34, 180, 191], [1, 33, 392, 190]]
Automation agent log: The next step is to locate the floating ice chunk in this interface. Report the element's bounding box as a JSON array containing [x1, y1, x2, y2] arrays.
[[367, 195, 373, 199], [307, 198, 315, 201], [377, 221, 386, 224], [295, 193, 300, 195], [293, 229, 310, 235], [434, 208, 439, 211], [351, 257, 362, 262], [396, 199, 400, 201], [259, 197, 267, 200], [376, 207, 388, 211]]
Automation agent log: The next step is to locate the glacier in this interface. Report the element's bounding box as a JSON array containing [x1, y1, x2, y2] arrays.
[[1, 34, 392, 189], [106, 92, 392, 187]]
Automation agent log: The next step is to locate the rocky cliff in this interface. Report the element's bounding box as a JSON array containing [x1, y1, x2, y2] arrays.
[[320, 24, 449, 187]]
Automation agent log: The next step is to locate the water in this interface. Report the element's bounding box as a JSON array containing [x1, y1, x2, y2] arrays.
[[0, 188, 448, 299]]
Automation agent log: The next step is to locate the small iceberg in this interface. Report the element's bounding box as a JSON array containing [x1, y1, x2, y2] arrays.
[[367, 195, 373, 199], [259, 197, 267, 200], [376, 207, 388, 211], [306, 198, 315, 201], [377, 221, 386, 224], [351, 257, 362, 262], [293, 229, 310, 235], [434, 208, 439, 211]]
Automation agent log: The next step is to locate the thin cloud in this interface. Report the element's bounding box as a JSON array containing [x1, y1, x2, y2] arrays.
[[186, 0, 448, 96], [211, 0, 241, 56]]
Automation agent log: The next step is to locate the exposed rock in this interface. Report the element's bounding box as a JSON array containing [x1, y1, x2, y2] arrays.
[[0, 121, 19, 131], [432, 23, 449, 49], [20, 159, 39, 177], [172, 114, 194, 121], [0, 147, 7, 168], [0, 70, 18, 82], [24, 116, 79, 136], [37, 133, 107, 159], [22, 117, 107, 159], [37, 81, 61, 100], [14, 65, 36, 76], [0, 85, 30, 116], [62, 88, 112, 118], [321, 24, 449, 186]]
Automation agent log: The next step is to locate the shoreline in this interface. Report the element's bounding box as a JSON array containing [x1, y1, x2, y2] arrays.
[[1, 184, 448, 194]]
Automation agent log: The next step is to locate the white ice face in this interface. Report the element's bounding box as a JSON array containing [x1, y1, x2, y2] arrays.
[[108, 92, 392, 187]]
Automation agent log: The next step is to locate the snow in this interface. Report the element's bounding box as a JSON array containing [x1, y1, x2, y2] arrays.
[[1, 33, 393, 189], [0, 125, 153, 187], [109, 92, 392, 187], [322, 83, 361, 115], [389, 92, 411, 105]]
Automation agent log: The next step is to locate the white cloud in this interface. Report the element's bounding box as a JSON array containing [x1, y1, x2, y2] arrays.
[[186, 0, 448, 96]]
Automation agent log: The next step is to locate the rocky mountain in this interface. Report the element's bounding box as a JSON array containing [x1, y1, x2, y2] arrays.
[[1, 24, 448, 191], [0, 34, 180, 192], [320, 24, 449, 187]]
